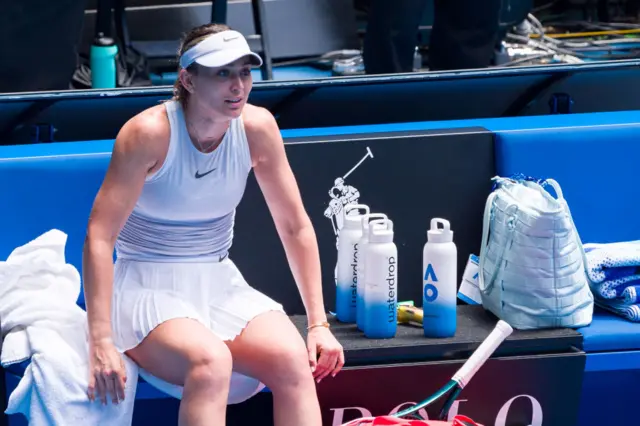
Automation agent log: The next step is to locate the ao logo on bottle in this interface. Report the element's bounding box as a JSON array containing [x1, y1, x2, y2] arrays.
[[424, 263, 438, 302]]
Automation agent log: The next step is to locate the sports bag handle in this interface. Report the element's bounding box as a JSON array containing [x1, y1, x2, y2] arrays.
[[545, 178, 590, 276], [540, 178, 564, 201], [530, 177, 589, 274], [477, 190, 517, 296]]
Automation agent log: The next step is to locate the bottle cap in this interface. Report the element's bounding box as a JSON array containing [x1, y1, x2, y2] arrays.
[[93, 32, 116, 47], [361, 213, 388, 235], [427, 218, 453, 243], [342, 204, 370, 230], [369, 219, 394, 243]]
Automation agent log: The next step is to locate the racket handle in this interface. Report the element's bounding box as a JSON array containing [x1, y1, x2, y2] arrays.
[[452, 320, 513, 388]]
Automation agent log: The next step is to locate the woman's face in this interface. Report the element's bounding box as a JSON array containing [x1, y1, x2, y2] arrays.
[[185, 56, 254, 119]]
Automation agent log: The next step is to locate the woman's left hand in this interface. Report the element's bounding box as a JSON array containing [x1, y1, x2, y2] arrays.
[[307, 326, 345, 382]]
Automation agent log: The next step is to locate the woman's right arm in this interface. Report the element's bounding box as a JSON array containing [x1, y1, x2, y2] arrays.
[[82, 114, 162, 404]]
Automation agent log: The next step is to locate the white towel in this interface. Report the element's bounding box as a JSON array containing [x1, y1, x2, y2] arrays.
[[0, 229, 138, 426]]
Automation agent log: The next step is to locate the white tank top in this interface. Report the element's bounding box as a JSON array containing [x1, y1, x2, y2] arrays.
[[115, 100, 252, 262]]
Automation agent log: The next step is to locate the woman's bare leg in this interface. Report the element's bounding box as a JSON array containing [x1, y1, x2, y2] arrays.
[[126, 318, 233, 426], [226, 311, 322, 426]]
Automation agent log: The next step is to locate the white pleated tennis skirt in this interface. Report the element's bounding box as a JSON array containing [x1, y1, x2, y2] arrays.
[[111, 256, 285, 404]]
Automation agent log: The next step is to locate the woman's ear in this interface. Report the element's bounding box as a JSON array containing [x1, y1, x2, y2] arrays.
[[179, 69, 196, 94]]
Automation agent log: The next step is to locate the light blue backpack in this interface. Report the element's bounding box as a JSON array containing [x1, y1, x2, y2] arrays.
[[478, 176, 594, 330]]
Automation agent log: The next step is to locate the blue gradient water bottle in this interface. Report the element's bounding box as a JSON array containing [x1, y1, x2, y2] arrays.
[[90, 33, 119, 89], [422, 218, 457, 338], [336, 204, 370, 322], [363, 218, 397, 339], [356, 213, 388, 331]]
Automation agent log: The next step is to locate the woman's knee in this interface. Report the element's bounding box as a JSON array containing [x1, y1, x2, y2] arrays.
[[261, 338, 312, 389], [185, 340, 233, 390], [228, 312, 314, 390], [126, 318, 233, 389]]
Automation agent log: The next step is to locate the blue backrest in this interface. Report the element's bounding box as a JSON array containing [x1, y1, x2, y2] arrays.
[[494, 119, 640, 245], [0, 140, 114, 307]]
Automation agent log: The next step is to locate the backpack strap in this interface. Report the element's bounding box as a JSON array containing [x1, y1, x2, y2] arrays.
[[478, 190, 517, 297]]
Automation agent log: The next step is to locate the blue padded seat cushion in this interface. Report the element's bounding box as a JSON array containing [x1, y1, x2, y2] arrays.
[[579, 308, 640, 352]]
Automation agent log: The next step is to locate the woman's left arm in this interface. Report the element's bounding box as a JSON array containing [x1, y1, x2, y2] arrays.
[[245, 106, 344, 382]]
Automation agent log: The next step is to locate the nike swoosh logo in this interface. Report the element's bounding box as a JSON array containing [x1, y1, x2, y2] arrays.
[[195, 169, 216, 179]]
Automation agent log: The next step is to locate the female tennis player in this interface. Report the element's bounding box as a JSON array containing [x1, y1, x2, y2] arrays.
[[82, 23, 344, 426]]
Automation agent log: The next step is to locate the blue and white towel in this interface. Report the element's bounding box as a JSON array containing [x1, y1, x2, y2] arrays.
[[593, 294, 640, 322], [584, 240, 640, 321]]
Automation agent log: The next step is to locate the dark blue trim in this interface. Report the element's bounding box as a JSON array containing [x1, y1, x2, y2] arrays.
[[1, 110, 639, 160], [1, 60, 639, 104]]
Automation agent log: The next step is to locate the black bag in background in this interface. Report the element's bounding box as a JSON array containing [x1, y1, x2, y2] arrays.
[[71, 45, 152, 90]]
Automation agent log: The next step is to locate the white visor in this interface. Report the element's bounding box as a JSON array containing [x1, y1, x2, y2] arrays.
[[179, 30, 263, 69]]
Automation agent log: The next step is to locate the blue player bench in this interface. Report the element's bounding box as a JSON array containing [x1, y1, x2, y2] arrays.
[[492, 110, 640, 426], [1, 110, 640, 425]]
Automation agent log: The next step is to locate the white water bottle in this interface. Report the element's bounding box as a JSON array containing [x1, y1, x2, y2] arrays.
[[422, 218, 457, 338], [356, 212, 388, 331], [363, 218, 398, 339], [336, 204, 370, 322]]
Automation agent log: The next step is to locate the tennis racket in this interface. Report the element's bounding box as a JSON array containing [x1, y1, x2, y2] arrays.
[[340, 320, 513, 426], [392, 320, 513, 421]]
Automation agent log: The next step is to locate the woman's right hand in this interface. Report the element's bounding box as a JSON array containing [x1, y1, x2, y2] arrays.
[[88, 338, 127, 405]]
